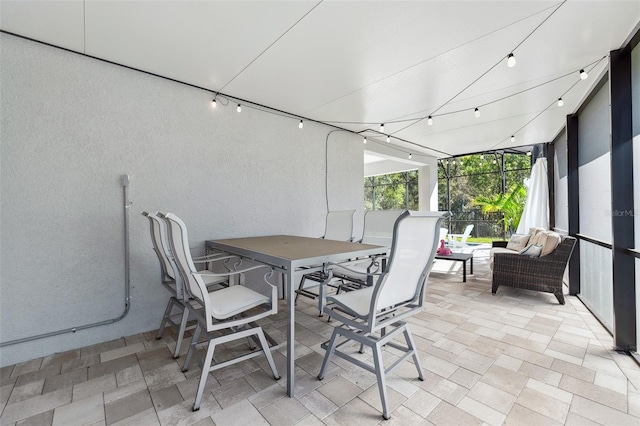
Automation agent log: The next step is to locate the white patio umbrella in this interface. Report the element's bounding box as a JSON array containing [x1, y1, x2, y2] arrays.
[[516, 157, 549, 234]]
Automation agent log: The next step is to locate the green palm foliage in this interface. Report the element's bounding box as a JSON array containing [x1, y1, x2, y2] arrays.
[[473, 184, 526, 237]]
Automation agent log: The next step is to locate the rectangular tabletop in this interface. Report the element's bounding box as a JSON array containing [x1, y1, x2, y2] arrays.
[[205, 235, 387, 397], [434, 252, 473, 282]]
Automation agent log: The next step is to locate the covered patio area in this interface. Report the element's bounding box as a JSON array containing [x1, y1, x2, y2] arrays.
[[2, 253, 638, 425]]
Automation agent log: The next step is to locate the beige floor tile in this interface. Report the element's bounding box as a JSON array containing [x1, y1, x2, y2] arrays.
[[516, 387, 570, 423], [384, 405, 434, 425], [422, 354, 458, 378], [451, 349, 493, 375], [14, 409, 54, 426], [563, 411, 602, 426], [317, 375, 362, 407], [73, 373, 117, 401], [322, 396, 385, 426], [52, 393, 104, 426], [8, 379, 44, 404], [417, 370, 468, 405], [594, 371, 628, 395], [11, 359, 43, 378], [582, 353, 626, 379], [358, 383, 407, 415], [42, 368, 87, 394], [1, 387, 72, 424], [426, 401, 482, 426], [457, 395, 506, 425], [467, 381, 516, 414], [560, 374, 627, 412], [156, 391, 221, 426], [504, 345, 554, 368], [448, 367, 481, 389], [551, 358, 596, 383], [103, 379, 148, 405], [504, 403, 564, 426], [403, 388, 441, 418], [259, 394, 310, 425], [14, 365, 61, 388], [494, 354, 523, 372], [297, 390, 338, 420], [248, 384, 287, 410], [143, 362, 186, 393], [110, 407, 159, 426], [212, 399, 268, 426], [105, 389, 152, 425], [480, 365, 528, 396], [570, 395, 639, 425]]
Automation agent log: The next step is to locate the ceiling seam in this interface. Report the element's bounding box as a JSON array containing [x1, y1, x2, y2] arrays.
[[216, 0, 324, 94]]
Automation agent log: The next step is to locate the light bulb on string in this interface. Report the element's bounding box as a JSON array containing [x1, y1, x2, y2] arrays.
[[580, 69, 588, 80], [474, 108, 480, 118], [557, 98, 564, 107], [299, 120, 303, 129], [527, 151, 532, 156], [480, 154, 484, 160], [409, 153, 412, 159], [237, 104, 242, 112], [386, 135, 390, 143], [507, 53, 516, 68], [380, 123, 385, 133], [211, 99, 217, 108], [427, 116, 433, 126], [363, 136, 367, 144], [511, 135, 515, 143], [452, 160, 456, 165], [493, 159, 497, 164]]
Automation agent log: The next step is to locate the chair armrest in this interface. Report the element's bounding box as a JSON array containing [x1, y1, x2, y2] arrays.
[[492, 241, 508, 248]]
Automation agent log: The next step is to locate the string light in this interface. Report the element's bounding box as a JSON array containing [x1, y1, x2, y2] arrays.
[[380, 123, 385, 133], [452, 159, 456, 165], [474, 108, 480, 118], [493, 159, 497, 164], [557, 98, 564, 107], [507, 53, 516, 68], [363, 136, 367, 144], [299, 120, 303, 129], [427, 116, 433, 126], [409, 153, 412, 159], [511, 135, 515, 142], [580, 69, 588, 80], [386, 135, 390, 143], [527, 151, 532, 156], [237, 104, 242, 112], [480, 154, 484, 160], [211, 99, 217, 108]]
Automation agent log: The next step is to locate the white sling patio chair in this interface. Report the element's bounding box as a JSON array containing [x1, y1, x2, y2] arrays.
[[141, 211, 234, 358], [447, 224, 474, 248], [163, 212, 280, 411], [295, 209, 355, 303], [317, 210, 448, 420], [331, 209, 404, 296]]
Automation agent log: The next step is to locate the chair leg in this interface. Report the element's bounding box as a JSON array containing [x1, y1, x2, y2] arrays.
[[554, 292, 565, 305], [256, 328, 280, 380], [193, 339, 216, 411], [294, 276, 306, 305], [173, 307, 191, 359], [372, 343, 390, 420], [182, 324, 202, 373], [156, 297, 179, 340], [318, 328, 341, 380], [403, 326, 425, 381]]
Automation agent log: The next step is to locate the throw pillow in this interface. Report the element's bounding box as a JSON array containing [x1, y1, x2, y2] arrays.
[[541, 231, 561, 256], [519, 244, 542, 257], [506, 234, 530, 251]]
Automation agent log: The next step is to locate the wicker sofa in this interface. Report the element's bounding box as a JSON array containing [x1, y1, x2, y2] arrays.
[[491, 235, 576, 304]]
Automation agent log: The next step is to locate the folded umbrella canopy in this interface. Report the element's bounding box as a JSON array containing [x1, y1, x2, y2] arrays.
[[516, 157, 549, 234]]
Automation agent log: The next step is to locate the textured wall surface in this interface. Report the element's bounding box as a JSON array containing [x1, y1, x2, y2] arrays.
[[0, 35, 364, 366]]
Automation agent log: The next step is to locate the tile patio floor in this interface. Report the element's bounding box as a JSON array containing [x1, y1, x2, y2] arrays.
[[1, 250, 640, 425]]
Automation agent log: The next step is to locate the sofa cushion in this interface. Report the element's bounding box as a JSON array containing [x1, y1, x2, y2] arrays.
[[530, 231, 561, 256], [529, 227, 545, 240], [506, 234, 530, 251], [489, 247, 518, 270], [519, 243, 542, 257]]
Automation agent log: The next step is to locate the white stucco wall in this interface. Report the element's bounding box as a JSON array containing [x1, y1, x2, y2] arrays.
[[0, 35, 364, 366]]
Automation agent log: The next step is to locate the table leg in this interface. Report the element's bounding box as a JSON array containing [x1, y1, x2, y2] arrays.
[[470, 257, 473, 275], [462, 260, 467, 283], [286, 268, 295, 397]]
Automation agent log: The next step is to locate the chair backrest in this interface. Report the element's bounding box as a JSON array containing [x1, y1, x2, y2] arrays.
[[361, 210, 404, 247], [162, 213, 206, 304], [142, 211, 175, 282], [460, 224, 474, 242], [439, 227, 448, 243], [323, 209, 355, 241], [372, 211, 448, 314]]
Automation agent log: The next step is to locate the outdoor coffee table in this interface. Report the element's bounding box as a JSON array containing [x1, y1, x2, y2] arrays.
[[434, 251, 473, 282]]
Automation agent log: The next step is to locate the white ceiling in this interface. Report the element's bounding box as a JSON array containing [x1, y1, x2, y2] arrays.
[[1, 1, 639, 159]]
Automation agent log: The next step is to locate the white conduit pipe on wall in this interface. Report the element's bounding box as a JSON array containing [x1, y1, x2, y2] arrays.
[[0, 174, 132, 347]]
